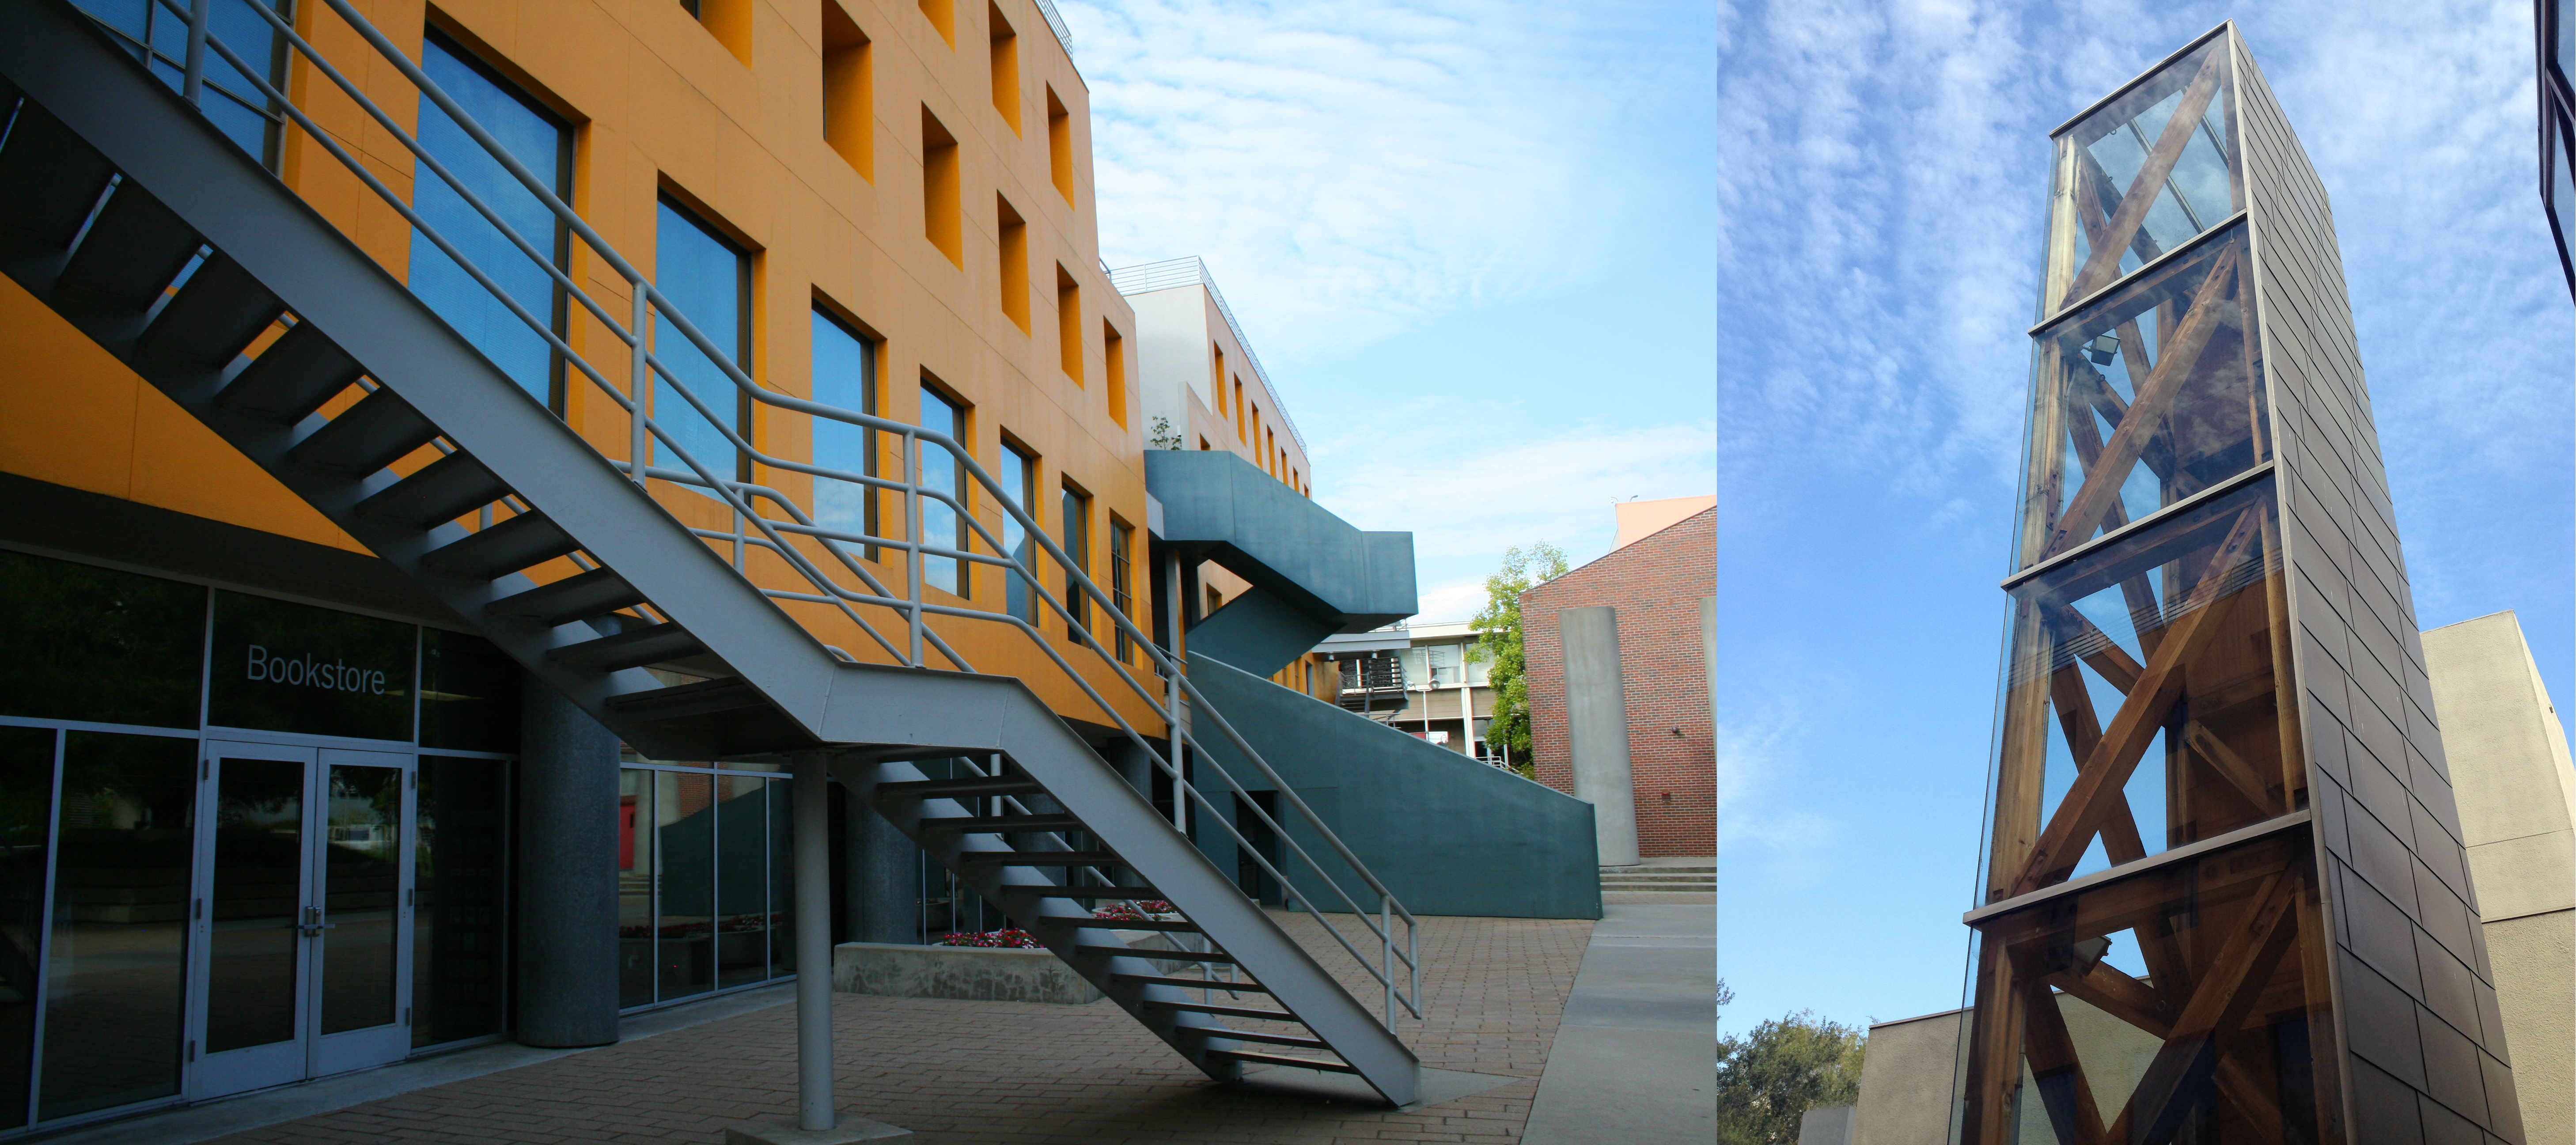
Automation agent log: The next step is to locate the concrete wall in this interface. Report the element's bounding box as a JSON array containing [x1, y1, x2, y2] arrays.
[[1852, 1009, 1963, 1145], [2424, 611, 2575, 1145], [1523, 507, 1714, 857], [1186, 652, 1601, 919]]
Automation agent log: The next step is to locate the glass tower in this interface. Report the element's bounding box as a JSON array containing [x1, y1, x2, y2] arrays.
[[1961, 24, 2528, 1145]]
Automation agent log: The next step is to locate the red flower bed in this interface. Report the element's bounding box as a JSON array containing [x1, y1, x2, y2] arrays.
[[938, 928, 1042, 948], [1090, 901, 1176, 921]]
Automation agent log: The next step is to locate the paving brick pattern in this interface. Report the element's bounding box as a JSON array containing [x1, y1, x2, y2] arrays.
[[1521, 508, 1715, 857], [208, 912, 1593, 1145]]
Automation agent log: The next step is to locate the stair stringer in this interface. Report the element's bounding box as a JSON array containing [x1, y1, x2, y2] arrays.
[[0, 0, 841, 755], [831, 671, 1421, 1106]]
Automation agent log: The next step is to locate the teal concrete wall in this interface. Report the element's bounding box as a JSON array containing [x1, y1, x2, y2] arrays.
[[1186, 653, 1601, 920], [1148, 451, 1416, 676]]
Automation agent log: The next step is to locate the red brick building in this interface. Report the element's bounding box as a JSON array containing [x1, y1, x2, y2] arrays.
[[1522, 505, 1714, 858]]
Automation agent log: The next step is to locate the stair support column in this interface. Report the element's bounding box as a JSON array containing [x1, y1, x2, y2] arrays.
[[794, 751, 837, 1131], [515, 677, 621, 1047]]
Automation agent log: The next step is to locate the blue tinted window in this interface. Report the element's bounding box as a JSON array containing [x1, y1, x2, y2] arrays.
[[811, 311, 876, 542], [653, 201, 748, 496], [1000, 444, 1034, 623], [411, 35, 567, 407], [918, 387, 966, 596], [75, 0, 284, 163]]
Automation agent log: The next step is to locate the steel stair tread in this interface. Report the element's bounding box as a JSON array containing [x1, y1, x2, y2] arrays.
[[605, 677, 771, 722], [215, 321, 364, 422], [548, 622, 705, 671], [286, 387, 438, 477], [487, 566, 647, 627], [1038, 916, 1198, 933], [917, 813, 1086, 832], [1141, 1000, 1303, 1022], [875, 776, 1046, 800], [1112, 973, 1269, 993], [1206, 1050, 1359, 1075], [1176, 1027, 1328, 1050], [355, 449, 508, 528], [1079, 944, 1238, 964], [57, 181, 197, 310], [997, 884, 1159, 899], [958, 850, 1122, 866], [0, 102, 113, 249], [420, 511, 578, 580], [138, 252, 280, 364]]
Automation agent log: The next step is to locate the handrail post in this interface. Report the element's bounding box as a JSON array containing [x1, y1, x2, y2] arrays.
[[1382, 894, 1394, 1030], [1161, 548, 1186, 836], [182, 0, 209, 105], [905, 429, 924, 667]]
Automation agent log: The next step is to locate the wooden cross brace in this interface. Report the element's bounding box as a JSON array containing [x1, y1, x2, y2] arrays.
[[2069, 51, 2224, 302]]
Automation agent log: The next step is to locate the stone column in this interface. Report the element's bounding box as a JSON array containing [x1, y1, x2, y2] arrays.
[[514, 677, 620, 1047], [1562, 606, 1640, 867], [844, 791, 918, 944]]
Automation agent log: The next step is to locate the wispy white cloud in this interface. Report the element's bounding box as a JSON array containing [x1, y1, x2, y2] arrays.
[[1305, 412, 1716, 605], [1062, 0, 1694, 357], [1717, 688, 1839, 868]]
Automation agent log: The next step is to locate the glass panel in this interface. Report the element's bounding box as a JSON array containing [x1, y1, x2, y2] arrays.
[[2013, 225, 2264, 570], [0, 728, 53, 1130], [1984, 480, 2296, 904], [714, 776, 767, 988], [1061, 486, 1089, 633], [319, 764, 400, 1034], [2041, 37, 2240, 315], [0, 550, 205, 730], [615, 769, 653, 1008], [411, 34, 568, 409], [1001, 445, 1035, 622], [419, 629, 521, 752], [651, 200, 746, 498], [205, 757, 301, 1054], [41, 733, 193, 1120], [1110, 520, 1133, 662], [768, 777, 792, 975], [1961, 831, 2336, 1145], [69, 0, 148, 43], [413, 757, 507, 1047], [208, 591, 416, 742], [811, 309, 878, 543], [918, 387, 966, 596], [653, 771, 713, 1000]]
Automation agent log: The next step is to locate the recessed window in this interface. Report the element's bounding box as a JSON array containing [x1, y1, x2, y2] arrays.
[[821, 3, 872, 180], [1102, 321, 1127, 428], [987, 2, 1020, 135], [1060, 481, 1091, 635], [997, 196, 1029, 332], [1109, 516, 1134, 662], [1232, 377, 1246, 440], [685, 0, 753, 66], [811, 307, 879, 546], [917, 383, 969, 596], [918, 0, 954, 46], [1209, 346, 1225, 414], [921, 108, 961, 267], [1055, 265, 1081, 383], [1046, 85, 1074, 205], [652, 197, 753, 500], [412, 31, 572, 413], [1000, 441, 1038, 623]]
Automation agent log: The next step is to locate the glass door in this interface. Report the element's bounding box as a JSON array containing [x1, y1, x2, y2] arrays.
[[189, 744, 410, 1100]]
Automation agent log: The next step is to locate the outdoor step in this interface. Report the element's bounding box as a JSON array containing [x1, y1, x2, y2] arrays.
[[1207, 1049, 1359, 1075], [1078, 944, 1238, 964], [917, 813, 1085, 833], [488, 567, 647, 627], [421, 511, 578, 580], [1112, 972, 1270, 993], [875, 775, 1046, 800], [958, 850, 1122, 866], [216, 321, 363, 422], [549, 622, 706, 672], [997, 884, 1160, 899], [139, 253, 281, 365], [0, 102, 115, 250], [1035, 915, 1198, 933], [1142, 999, 1303, 1022], [1175, 1026, 1329, 1051], [356, 449, 508, 528], [285, 387, 437, 477], [58, 180, 197, 310]]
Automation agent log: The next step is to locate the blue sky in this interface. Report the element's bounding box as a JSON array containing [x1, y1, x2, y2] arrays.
[[1717, 0, 2572, 1036], [1061, 0, 1720, 619]]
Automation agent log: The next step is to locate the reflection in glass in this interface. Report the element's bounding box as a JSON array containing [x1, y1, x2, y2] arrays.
[[419, 629, 522, 753], [205, 758, 302, 1054], [320, 766, 400, 1034], [654, 771, 713, 1000], [414, 758, 508, 1047], [71, 0, 284, 162], [1962, 832, 2335, 1145], [918, 387, 968, 596], [41, 733, 193, 1120], [410, 32, 568, 408], [0, 550, 205, 730], [715, 777, 768, 988], [208, 590, 416, 742], [2042, 36, 2241, 315], [0, 728, 54, 1129], [617, 770, 654, 1008], [811, 309, 879, 544], [1985, 480, 2296, 904], [652, 200, 748, 499], [1001, 444, 1036, 623], [2015, 225, 2263, 569]]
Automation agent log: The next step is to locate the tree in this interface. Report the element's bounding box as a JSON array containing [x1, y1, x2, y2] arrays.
[[1716, 1012, 1868, 1145], [1466, 543, 1568, 776]]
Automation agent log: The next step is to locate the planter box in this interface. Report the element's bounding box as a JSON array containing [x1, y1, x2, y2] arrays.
[[830, 929, 1199, 1005]]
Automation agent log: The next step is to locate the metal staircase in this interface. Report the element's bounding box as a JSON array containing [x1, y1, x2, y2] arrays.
[[0, 0, 1421, 1106]]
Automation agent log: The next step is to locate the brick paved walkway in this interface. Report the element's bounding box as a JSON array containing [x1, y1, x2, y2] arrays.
[[209, 912, 1594, 1145]]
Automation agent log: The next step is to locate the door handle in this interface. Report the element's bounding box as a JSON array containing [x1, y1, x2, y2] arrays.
[[297, 906, 338, 937]]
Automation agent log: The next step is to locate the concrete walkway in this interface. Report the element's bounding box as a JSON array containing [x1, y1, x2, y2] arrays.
[[1519, 900, 1717, 1144]]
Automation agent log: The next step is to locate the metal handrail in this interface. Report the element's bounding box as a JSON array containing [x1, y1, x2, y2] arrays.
[[144, 0, 1420, 1029]]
